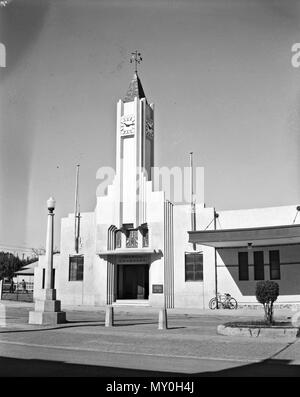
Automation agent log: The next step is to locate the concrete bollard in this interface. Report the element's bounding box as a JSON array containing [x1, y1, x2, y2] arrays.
[[105, 305, 114, 327], [158, 308, 168, 330], [291, 311, 300, 328]]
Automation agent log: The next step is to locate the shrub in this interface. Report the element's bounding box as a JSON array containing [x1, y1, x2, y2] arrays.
[[255, 281, 279, 325]]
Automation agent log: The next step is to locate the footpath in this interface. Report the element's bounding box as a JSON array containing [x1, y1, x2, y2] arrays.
[[0, 300, 299, 376]]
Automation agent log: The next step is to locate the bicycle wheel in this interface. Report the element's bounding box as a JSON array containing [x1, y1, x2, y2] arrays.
[[228, 297, 238, 309], [209, 298, 224, 309], [209, 298, 218, 309]]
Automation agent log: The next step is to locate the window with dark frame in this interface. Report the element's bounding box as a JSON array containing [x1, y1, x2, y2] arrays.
[[254, 251, 264, 280], [269, 250, 280, 280], [238, 252, 249, 280], [69, 256, 84, 281], [185, 252, 203, 282], [115, 230, 122, 248]]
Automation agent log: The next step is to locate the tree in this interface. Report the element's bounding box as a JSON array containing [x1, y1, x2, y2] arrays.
[[255, 281, 279, 325], [0, 252, 24, 280]]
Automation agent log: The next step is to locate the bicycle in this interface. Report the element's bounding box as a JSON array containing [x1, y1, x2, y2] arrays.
[[209, 292, 238, 309]]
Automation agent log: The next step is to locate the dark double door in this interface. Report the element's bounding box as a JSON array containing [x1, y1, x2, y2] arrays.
[[117, 264, 149, 299]]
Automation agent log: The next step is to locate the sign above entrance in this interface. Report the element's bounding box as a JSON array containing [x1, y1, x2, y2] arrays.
[[152, 284, 163, 294], [117, 255, 149, 264]]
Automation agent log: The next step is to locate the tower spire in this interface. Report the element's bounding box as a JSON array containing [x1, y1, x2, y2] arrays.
[[130, 50, 142, 74], [123, 52, 146, 102]]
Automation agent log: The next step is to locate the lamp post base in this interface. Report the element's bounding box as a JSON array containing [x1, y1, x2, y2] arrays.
[[29, 310, 66, 325], [29, 289, 66, 325]]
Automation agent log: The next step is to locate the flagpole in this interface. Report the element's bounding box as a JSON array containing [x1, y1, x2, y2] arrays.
[[74, 164, 80, 253], [190, 152, 196, 250]]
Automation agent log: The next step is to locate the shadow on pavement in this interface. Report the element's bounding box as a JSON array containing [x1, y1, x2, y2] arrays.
[[205, 359, 300, 377], [0, 356, 300, 377], [0, 319, 186, 332], [0, 323, 105, 334], [0, 356, 183, 377]]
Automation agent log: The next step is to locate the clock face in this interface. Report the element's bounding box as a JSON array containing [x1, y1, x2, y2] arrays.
[[120, 114, 135, 136], [145, 119, 154, 139]]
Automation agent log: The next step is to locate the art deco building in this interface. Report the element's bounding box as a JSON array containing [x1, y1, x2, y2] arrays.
[[33, 72, 300, 309]]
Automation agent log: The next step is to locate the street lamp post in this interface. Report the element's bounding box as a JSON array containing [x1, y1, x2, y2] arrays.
[[45, 197, 55, 290], [29, 197, 66, 325]]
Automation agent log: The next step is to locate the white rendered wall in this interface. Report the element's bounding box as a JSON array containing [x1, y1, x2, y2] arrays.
[[55, 212, 97, 306], [217, 205, 300, 229], [146, 182, 165, 306], [173, 204, 215, 308]]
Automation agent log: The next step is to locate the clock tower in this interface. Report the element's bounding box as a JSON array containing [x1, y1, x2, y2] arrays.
[[116, 71, 154, 227], [94, 56, 169, 307]]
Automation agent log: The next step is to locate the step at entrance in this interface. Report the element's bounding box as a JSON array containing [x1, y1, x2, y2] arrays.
[[114, 299, 150, 306]]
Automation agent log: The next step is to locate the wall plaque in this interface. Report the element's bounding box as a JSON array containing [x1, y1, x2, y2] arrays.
[[152, 284, 163, 294]]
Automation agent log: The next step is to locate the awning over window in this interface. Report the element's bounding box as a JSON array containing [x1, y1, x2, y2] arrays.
[[98, 248, 162, 257], [188, 224, 300, 248]]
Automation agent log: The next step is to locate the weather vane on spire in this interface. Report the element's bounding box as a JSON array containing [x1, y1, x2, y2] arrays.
[[130, 50, 142, 73]]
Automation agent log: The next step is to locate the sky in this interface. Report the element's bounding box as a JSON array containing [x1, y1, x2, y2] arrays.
[[1, 0, 300, 251]]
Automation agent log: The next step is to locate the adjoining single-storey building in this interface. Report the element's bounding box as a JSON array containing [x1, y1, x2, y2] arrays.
[[189, 207, 300, 308], [13, 262, 36, 291], [33, 71, 300, 309]]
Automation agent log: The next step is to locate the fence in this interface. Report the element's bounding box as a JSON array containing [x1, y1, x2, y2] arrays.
[[1, 281, 33, 302]]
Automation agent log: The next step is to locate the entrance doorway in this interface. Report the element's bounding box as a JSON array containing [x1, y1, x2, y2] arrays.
[[117, 264, 149, 299]]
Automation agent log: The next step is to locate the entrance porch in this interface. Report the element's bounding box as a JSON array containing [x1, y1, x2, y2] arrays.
[[117, 264, 149, 300], [98, 250, 162, 305]]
